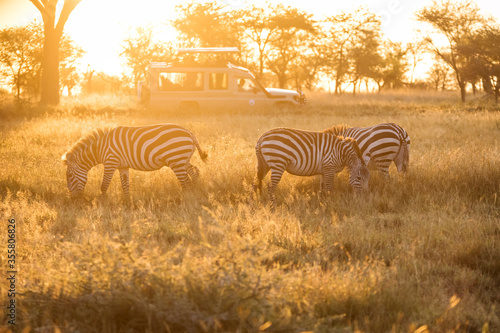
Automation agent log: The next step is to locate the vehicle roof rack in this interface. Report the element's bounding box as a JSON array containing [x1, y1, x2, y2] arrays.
[[176, 47, 239, 54]]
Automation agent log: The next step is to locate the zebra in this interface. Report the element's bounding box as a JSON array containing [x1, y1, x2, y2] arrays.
[[322, 123, 410, 177], [253, 128, 370, 210], [62, 124, 207, 199]]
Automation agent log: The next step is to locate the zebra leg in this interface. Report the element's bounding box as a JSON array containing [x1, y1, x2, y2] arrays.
[[371, 157, 390, 178], [253, 151, 270, 195], [377, 163, 391, 178], [171, 165, 191, 188], [321, 168, 336, 195], [253, 166, 270, 197], [186, 164, 200, 183], [119, 168, 130, 201], [268, 166, 285, 212], [100, 163, 118, 196]]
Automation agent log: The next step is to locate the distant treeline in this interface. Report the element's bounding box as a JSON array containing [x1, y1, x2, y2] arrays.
[[1, 0, 499, 102]]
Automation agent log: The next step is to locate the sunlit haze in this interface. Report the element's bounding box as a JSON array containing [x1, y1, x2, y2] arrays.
[[1, 0, 500, 76]]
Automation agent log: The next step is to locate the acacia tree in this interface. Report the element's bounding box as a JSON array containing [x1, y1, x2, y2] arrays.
[[472, 25, 500, 102], [373, 41, 409, 92], [0, 23, 42, 100], [236, 4, 277, 81], [349, 20, 382, 95], [427, 58, 453, 91], [289, 36, 326, 91], [121, 26, 175, 89], [406, 40, 426, 86], [266, 4, 316, 88], [0, 22, 82, 100], [172, 1, 242, 48], [324, 7, 381, 94], [59, 34, 84, 96], [416, 0, 487, 102], [28, 0, 82, 105]]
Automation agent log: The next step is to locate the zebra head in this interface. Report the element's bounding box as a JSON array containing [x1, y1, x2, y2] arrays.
[[62, 153, 88, 197], [342, 138, 370, 193]]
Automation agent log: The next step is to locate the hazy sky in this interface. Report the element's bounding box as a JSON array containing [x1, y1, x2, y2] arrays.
[[1, 0, 500, 75]]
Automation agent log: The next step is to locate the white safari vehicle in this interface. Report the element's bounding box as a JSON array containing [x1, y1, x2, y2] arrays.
[[140, 48, 306, 110]]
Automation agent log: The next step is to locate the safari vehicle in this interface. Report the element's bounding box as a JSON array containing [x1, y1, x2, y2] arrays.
[[141, 48, 306, 109]]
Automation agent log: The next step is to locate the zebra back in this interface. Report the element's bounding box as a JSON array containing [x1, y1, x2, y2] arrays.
[[323, 124, 352, 137], [324, 123, 410, 174]]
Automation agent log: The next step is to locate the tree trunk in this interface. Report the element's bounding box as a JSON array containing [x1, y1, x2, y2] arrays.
[[258, 52, 264, 81], [16, 67, 21, 100], [278, 74, 287, 88], [40, 27, 61, 106], [482, 76, 493, 95], [334, 77, 340, 94], [459, 81, 466, 103]]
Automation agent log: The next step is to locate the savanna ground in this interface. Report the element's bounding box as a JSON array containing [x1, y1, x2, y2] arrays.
[[0, 91, 499, 333]]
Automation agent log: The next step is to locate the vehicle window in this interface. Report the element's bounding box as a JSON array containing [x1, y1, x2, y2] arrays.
[[236, 77, 256, 93], [159, 72, 203, 91], [209, 73, 228, 90]]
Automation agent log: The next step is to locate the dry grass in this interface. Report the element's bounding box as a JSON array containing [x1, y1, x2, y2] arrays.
[[0, 91, 499, 332]]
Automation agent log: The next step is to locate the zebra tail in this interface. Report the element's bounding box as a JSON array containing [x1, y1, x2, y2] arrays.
[[191, 134, 208, 162]]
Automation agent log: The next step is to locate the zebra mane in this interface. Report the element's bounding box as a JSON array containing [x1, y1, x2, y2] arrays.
[[322, 124, 352, 136], [338, 136, 365, 166], [62, 127, 110, 165]]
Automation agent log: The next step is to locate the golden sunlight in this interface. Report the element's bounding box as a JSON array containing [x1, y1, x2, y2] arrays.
[[1, 0, 499, 78], [63, 0, 181, 74]]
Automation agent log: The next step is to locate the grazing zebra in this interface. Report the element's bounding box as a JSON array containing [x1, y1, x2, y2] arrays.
[[62, 124, 207, 199], [253, 128, 370, 210], [322, 123, 410, 177]]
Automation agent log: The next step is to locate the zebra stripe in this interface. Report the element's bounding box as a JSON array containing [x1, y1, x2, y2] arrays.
[[323, 123, 410, 176], [62, 124, 207, 198], [253, 128, 370, 210]]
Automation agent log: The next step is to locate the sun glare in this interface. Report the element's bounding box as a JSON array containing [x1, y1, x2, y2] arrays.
[[64, 0, 181, 75]]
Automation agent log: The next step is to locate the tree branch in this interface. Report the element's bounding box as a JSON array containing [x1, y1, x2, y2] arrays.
[[28, 0, 51, 22], [55, 0, 83, 35]]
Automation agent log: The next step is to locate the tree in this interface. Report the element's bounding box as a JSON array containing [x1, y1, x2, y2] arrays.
[[235, 5, 277, 81], [416, 0, 488, 102], [28, 0, 83, 105], [0, 23, 42, 100], [375, 41, 409, 92], [266, 4, 316, 88], [120, 26, 176, 89], [0, 21, 82, 100], [323, 7, 381, 94], [427, 58, 452, 91], [406, 40, 426, 85], [471, 25, 500, 102], [59, 33, 84, 96], [172, 1, 241, 48], [348, 18, 383, 95], [289, 36, 326, 91]]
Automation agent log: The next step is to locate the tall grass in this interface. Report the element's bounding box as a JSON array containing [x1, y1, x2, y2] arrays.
[[0, 92, 499, 332]]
